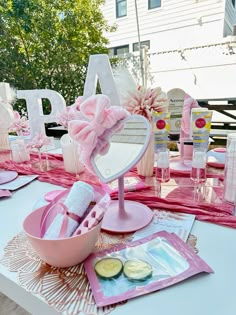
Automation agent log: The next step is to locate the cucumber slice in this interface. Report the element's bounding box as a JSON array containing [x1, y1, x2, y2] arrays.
[[94, 258, 123, 279], [123, 260, 153, 281]]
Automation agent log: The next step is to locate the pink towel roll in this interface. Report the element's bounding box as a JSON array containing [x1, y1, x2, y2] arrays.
[[43, 181, 94, 240]]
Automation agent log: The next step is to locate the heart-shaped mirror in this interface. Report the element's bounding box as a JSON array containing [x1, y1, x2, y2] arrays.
[[91, 114, 151, 183], [90, 114, 153, 233]]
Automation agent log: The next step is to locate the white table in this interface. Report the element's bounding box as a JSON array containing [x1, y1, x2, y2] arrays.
[[0, 179, 236, 315]]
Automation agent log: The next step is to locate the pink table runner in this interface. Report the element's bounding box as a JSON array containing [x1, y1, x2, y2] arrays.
[[0, 152, 100, 188], [1, 152, 236, 229]]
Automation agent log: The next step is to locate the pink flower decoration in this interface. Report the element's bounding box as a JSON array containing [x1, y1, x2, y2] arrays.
[[73, 96, 83, 111], [56, 105, 81, 128], [27, 133, 52, 150], [8, 111, 29, 133], [123, 86, 169, 122]]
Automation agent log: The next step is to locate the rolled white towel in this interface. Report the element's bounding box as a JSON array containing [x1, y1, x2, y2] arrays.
[[43, 181, 94, 239]]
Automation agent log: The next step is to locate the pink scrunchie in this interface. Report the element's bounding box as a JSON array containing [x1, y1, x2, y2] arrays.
[[69, 94, 129, 174]]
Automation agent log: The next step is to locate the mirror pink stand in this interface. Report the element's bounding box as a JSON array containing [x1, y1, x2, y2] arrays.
[[91, 115, 153, 233], [101, 176, 153, 233]]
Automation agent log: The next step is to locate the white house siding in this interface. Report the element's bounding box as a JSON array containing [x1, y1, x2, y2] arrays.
[[149, 46, 236, 99], [224, 0, 236, 36], [102, 0, 226, 52], [102, 0, 236, 100]]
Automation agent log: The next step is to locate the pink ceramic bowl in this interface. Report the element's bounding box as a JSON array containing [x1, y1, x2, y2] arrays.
[[23, 207, 102, 268], [23, 187, 109, 268]]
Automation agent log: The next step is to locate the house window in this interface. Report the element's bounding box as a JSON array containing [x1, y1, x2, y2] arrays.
[[116, 0, 127, 18], [232, 0, 235, 7], [148, 0, 161, 10], [109, 45, 129, 56], [133, 40, 150, 52]]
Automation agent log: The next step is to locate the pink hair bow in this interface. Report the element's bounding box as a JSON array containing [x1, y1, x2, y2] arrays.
[[69, 94, 130, 174]]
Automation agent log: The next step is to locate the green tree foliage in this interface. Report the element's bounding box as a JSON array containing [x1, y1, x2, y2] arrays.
[[0, 0, 114, 107]]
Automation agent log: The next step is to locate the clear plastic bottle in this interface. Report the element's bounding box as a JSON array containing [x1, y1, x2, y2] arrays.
[[223, 134, 236, 206], [190, 148, 207, 201], [156, 149, 170, 183], [155, 148, 170, 198], [190, 148, 207, 184]]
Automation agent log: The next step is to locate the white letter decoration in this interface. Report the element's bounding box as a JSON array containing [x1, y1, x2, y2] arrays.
[[17, 89, 66, 139], [83, 54, 121, 106], [0, 82, 15, 103], [0, 83, 14, 151]]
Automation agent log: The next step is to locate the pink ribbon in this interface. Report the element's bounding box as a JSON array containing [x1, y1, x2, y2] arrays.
[[40, 190, 81, 239]]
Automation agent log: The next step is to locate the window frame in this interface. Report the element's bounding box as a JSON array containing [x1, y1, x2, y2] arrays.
[[148, 0, 161, 10], [133, 40, 150, 52], [114, 44, 129, 55], [116, 0, 127, 18], [109, 45, 129, 56]]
